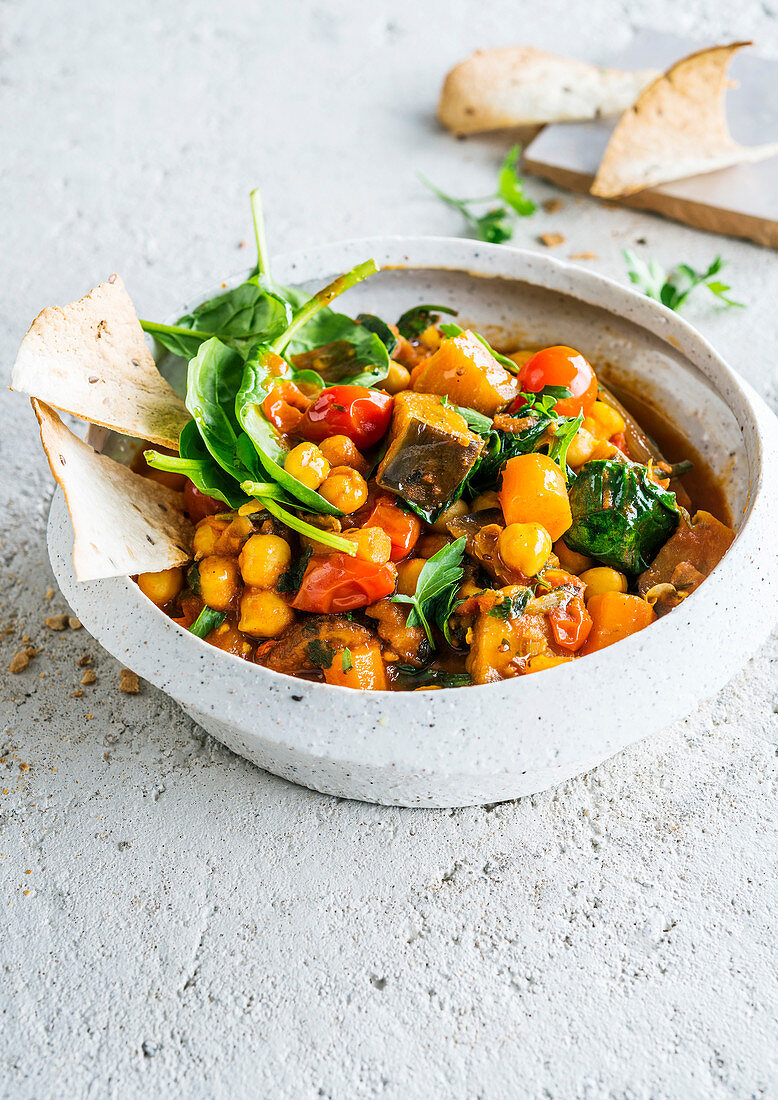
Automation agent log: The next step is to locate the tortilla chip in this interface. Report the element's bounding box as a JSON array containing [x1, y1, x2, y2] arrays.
[[591, 42, 778, 198], [34, 400, 193, 581], [437, 47, 657, 135], [13, 275, 190, 450]]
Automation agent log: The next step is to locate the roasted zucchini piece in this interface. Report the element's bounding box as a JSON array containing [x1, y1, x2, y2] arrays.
[[376, 391, 484, 515]]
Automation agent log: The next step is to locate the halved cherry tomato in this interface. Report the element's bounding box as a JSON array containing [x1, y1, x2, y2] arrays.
[[184, 481, 224, 524], [296, 386, 393, 450], [511, 345, 597, 418], [262, 380, 310, 434], [291, 553, 397, 613], [548, 595, 592, 652], [359, 494, 421, 561]]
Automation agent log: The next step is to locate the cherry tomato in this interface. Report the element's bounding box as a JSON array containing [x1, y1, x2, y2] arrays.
[[291, 553, 397, 613], [548, 595, 592, 652], [610, 431, 629, 456], [359, 495, 421, 561], [184, 481, 224, 523], [297, 386, 393, 450], [511, 345, 597, 418], [262, 380, 310, 434]]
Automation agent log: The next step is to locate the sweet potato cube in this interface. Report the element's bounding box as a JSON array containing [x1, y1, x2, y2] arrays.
[[411, 330, 520, 415], [376, 391, 484, 514]]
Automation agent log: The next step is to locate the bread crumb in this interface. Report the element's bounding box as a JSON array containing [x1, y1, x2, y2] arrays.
[[44, 615, 68, 631], [45, 588, 54, 600], [81, 670, 97, 685], [85, 713, 93, 720], [543, 198, 564, 213], [70, 690, 83, 698], [539, 232, 565, 247], [77, 654, 92, 667], [19, 762, 29, 773], [570, 251, 599, 260], [9, 652, 29, 674], [25, 646, 40, 658], [68, 617, 82, 630], [119, 669, 140, 694]]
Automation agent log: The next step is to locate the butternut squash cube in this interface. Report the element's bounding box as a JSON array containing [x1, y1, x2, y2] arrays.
[[411, 330, 520, 415]]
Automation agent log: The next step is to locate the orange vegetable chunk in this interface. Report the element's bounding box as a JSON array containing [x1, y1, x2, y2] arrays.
[[582, 591, 655, 654], [411, 330, 520, 415], [499, 453, 572, 542], [323, 644, 388, 690]]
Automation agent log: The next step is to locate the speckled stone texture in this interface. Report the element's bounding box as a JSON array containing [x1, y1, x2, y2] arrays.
[[1, 1, 777, 1096]]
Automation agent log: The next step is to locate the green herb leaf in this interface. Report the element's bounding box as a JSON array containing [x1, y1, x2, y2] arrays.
[[623, 250, 744, 312], [392, 537, 467, 646], [393, 665, 472, 688], [187, 561, 201, 595], [341, 647, 353, 673], [454, 404, 494, 436], [497, 145, 537, 217], [306, 639, 336, 669], [547, 412, 584, 482], [277, 546, 312, 594], [189, 605, 226, 639], [396, 304, 458, 340], [488, 589, 531, 619]]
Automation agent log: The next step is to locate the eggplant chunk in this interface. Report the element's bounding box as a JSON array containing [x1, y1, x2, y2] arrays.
[[376, 391, 484, 513], [637, 509, 734, 611], [263, 616, 375, 676], [366, 599, 432, 666]]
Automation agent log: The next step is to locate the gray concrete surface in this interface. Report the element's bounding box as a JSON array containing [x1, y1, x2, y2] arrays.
[[2, 1, 777, 1096]]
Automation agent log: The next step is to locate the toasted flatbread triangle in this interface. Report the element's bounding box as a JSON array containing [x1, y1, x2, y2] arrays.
[[437, 46, 658, 135], [13, 275, 190, 450], [34, 399, 193, 581], [591, 42, 778, 198]]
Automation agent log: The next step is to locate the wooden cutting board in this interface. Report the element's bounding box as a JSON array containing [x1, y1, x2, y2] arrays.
[[523, 32, 778, 248]]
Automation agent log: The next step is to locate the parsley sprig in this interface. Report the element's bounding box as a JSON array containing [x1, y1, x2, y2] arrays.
[[392, 538, 467, 646], [420, 146, 536, 244], [623, 250, 744, 312]]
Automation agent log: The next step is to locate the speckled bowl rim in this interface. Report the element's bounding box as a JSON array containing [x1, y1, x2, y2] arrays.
[[49, 237, 778, 784]]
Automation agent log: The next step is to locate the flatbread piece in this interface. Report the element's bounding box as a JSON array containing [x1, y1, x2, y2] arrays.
[[13, 275, 190, 450], [591, 42, 778, 198], [438, 46, 657, 135], [34, 399, 193, 581]]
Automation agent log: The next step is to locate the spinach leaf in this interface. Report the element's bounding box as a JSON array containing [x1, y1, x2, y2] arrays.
[[306, 639, 336, 669], [235, 349, 341, 515], [144, 420, 248, 509], [396, 304, 457, 340], [357, 313, 398, 357], [277, 547, 313, 594], [186, 338, 260, 482], [565, 459, 680, 573], [393, 665, 472, 688], [286, 313, 390, 387]]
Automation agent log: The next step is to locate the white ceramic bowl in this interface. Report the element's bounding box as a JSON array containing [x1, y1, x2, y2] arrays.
[[48, 238, 778, 807]]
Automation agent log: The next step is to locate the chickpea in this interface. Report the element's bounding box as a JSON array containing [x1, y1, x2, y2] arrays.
[[470, 491, 501, 513], [214, 514, 254, 556], [318, 435, 368, 475], [415, 534, 449, 559], [193, 516, 229, 560], [498, 522, 553, 577], [383, 361, 412, 395], [397, 557, 426, 596], [137, 567, 184, 606], [432, 498, 469, 532], [565, 427, 598, 469], [283, 442, 330, 490], [579, 567, 628, 602], [341, 527, 392, 564], [239, 534, 291, 588], [318, 466, 368, 514], [198, 555, 241, 612], [238, 588, 296, 638], [553, 539, 594, 575]]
